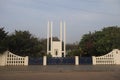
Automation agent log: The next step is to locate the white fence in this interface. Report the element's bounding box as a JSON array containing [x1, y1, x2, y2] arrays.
[[92, 49, 120, 65], [0, 51, 28, 66]]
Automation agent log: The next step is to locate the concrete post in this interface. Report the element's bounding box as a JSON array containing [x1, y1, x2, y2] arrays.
[[75, 56, 79, 65], [0, 54, 6, 66], [24, 56, 28, 66], [43, 56, 47, 66], [92, 56, 96, 65]]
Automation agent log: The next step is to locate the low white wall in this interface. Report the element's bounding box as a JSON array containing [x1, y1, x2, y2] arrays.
[[0, 51, 28, 66], [92, 49, 120, 65]]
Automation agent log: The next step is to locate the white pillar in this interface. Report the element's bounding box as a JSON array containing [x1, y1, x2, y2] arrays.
[[50, 21, 53, 55], [64, 22, 66, 56], [47, 21, 50, 54], [0, 54, 6, 66], [92, 56, 96, 65], [114, 50, 120, 65], [60, 21, 63, 57], [75, 56, 79, 65], [24, 56, 28, 66], [43, 56, 47, 66], [60, 21, 62, 44]]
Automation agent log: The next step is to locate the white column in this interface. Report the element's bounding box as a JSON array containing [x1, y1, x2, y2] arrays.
[[60, 21, 62, 44], [64, 21, 66, 56], [60, 21, 63, 57], [43, 56, 47, 66], [47, 21, 50, 54], [75, 56, 79, 65], [50, 21, 53, 55]]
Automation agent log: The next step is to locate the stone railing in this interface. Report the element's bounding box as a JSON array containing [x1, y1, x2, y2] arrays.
[[0, 51, 28, 66], [92, 49, 120, 65]]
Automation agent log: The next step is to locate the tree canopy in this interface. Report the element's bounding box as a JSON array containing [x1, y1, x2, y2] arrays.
[[6, 30, 43, 57], [0, 29, 43, 57], [0, 27, 8, 53], [79, 26, 120, 56], [66, 42, 80, 57]]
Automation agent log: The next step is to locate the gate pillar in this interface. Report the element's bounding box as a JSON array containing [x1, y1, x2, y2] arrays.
[[75, 56, 79, 65], [43, 56, 47, 66]]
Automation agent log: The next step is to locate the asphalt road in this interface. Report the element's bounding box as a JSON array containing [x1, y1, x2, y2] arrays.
[[0, 65, 120, 80]]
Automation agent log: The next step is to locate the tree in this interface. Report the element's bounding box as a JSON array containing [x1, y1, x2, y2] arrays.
[[6, 30, 42, 57], [0, 27, 8, 53], [79, 26, 120, 56], [66, 42, 80, 57]]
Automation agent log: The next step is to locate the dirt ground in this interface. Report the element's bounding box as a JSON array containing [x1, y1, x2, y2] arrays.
[[0, 71, 120, 80]]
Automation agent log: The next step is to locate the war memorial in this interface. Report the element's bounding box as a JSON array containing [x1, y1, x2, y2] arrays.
[[0, 22, 120, 80]]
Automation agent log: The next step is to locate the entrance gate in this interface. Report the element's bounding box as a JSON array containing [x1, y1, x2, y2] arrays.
[[29, 57, 43, 65], [28, 57, 92, 65], [79, 57, 92, 65], [47, 57, 75, 65]]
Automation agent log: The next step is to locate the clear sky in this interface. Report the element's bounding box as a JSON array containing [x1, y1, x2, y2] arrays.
[[0, 0, 120, 43]]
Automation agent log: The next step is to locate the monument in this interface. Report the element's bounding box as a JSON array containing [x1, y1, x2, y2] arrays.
[[47, 21, 66, 57]]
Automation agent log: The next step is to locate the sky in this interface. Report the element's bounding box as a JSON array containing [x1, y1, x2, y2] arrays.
[[0, 0, 120, 43]]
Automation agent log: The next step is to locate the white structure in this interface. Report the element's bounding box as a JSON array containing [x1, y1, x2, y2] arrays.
[[43, 56, 47, 66], [92, 49, 120, 65], [47, 21, 66, 57], [0, 51, 28, 66], [75, 56, 79, 65]]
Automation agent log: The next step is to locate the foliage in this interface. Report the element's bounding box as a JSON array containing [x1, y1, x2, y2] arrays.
[[6, 30, 43, 57], [47, 53, 52, 58], [0, 27, 8, 53], [66, 42, 80, 57], [79, 26, 120, 56]]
